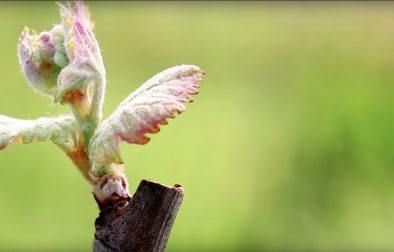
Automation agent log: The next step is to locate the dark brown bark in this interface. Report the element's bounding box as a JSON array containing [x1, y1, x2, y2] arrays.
[[93, 179, 184, 252]]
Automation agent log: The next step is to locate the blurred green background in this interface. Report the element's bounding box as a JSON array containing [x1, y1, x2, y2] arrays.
[[1, 1, 394, 251]]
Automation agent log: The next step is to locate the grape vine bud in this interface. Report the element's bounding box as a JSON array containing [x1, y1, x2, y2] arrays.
[[92, 165, 131, 209], [18, 25, 68, 96]]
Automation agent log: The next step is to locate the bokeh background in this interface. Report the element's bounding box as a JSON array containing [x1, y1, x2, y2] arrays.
[[1, 1, 394, 251]]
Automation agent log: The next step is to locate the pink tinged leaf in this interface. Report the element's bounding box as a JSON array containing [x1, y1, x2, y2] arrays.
[[17, 26, 66, 96], [88, 65, 205, 169], [55, 1, 105, 105]]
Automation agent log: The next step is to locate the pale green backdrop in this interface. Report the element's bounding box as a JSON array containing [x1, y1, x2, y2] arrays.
[[1, 1, 394, 251]]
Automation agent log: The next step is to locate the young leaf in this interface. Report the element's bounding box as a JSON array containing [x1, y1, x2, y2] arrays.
[[0, 115, 22, 125], [18, 25, 68, 96], [88, 64, 204, 170], [0, 115, 76, 150], [55, 1, 106, 127]]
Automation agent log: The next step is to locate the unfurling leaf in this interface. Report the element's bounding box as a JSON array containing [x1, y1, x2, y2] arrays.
[[0, 115, 76, 150], [89, 65, 204, 170], [55, 1, 106, 124], [18, 25, 68, 96]]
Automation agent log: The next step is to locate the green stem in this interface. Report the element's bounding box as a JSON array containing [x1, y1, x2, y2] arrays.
[[90, 73, 106, 133], [70, 104, 94, 147]]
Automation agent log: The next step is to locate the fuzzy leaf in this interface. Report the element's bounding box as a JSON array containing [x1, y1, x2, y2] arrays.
[[89, 65, 204, 169], [0, 115, 76, 150], [18, 25, 68, 96], [55, 1, 106, 126]]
